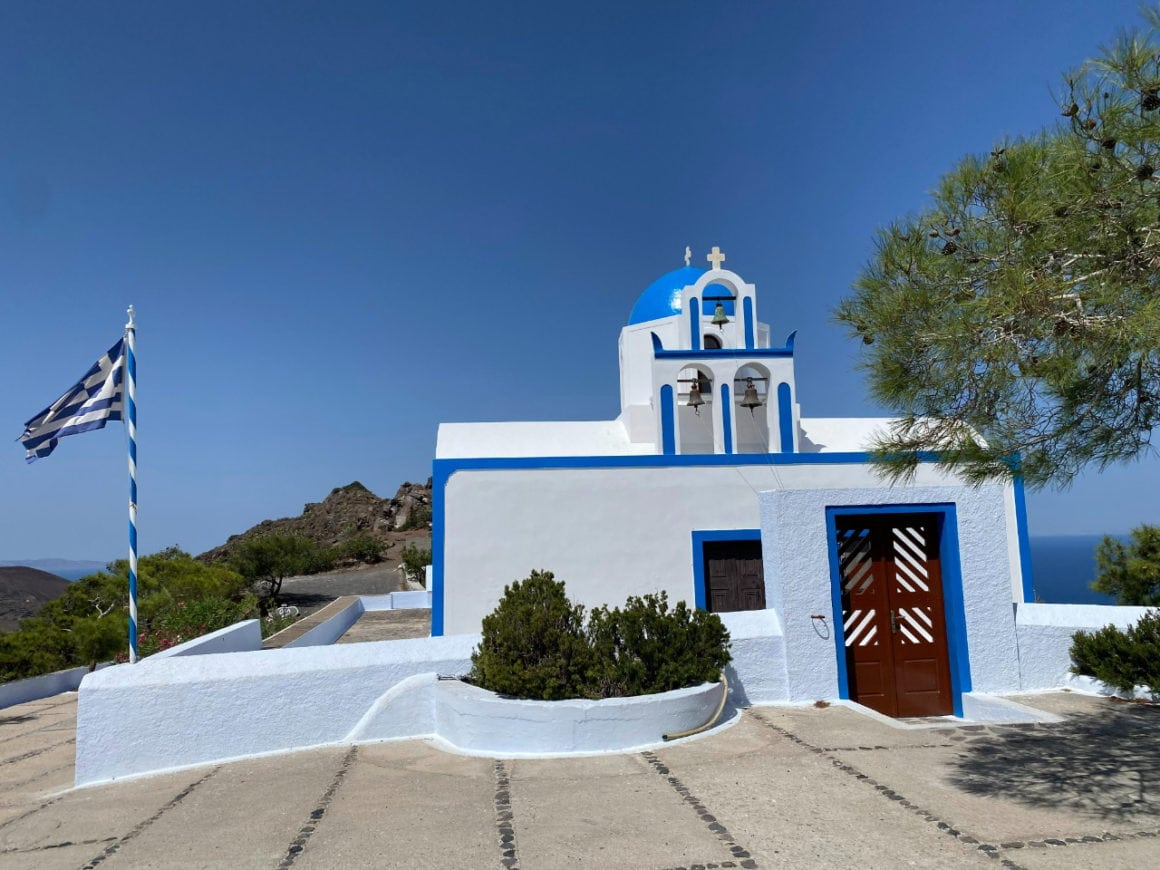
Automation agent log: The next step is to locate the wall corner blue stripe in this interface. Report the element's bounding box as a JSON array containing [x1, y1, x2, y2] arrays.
[[660, 385, 675, 455], [689, 300, 700, 351], [430, 462, 449, 636], [777, 382, 794, 453], [743, 297, 754, 349], [721, 383, 732, 454], [1013, 475, 1035, 603]]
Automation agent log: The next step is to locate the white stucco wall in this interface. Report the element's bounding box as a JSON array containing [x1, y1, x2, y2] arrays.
[[438, 461, 1021, 638], [716, 608, 787, 705], [0, 662, 113, 710], [75, 634, 477, 785], [147, 619, 262, 659], [437, 420, 650, 458], [435, 680, 724, 756], [759, 483, 1024, 703], [1014, 603, 1154, 691]]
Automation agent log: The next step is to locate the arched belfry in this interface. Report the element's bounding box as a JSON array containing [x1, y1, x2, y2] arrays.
[[617, 247, 800, 455]]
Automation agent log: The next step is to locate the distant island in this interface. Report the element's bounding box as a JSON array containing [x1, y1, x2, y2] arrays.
[[0, 566, 71, 632], [0, 558, 108, 573]]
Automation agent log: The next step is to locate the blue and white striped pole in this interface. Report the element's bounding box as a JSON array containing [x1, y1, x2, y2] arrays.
[[125, 305, 138, 663]]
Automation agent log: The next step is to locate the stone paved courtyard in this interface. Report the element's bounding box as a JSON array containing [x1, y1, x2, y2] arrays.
[[0, 690, 1156, 868]]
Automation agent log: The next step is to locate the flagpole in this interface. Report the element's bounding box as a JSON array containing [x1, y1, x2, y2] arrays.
[[125, 306, 138, 664]]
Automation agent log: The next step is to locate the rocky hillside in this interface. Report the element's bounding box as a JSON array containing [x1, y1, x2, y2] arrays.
[[198, 480, 432, 564], [0, 566, 70, 632]]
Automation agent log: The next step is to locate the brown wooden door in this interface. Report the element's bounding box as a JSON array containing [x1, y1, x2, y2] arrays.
[[836, 514, 953, 718], [704, 541, 765, 612]]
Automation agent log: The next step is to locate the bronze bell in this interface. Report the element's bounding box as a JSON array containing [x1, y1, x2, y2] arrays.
[[711, 302, 730, 329], [687, 381, 705, 415], [740, 378, 762, 414]]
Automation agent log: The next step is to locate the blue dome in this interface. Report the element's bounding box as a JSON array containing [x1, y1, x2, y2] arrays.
[[627, 266, 706, 324]]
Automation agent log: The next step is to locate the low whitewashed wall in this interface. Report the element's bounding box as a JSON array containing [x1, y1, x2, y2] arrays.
[[0, 662, 113, 710], [360, 590, 432, 612], [717, 609, 787, 705], [434, 680, 725, 755], [75, 634, 477, 785], [283, 598, 366, 648], [147, 620, 262, 660], [1015, 603, 1154, 691]]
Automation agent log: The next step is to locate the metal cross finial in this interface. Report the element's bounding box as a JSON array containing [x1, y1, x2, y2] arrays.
[[684, 246, 692, 267], [707, 246, 726, 270]]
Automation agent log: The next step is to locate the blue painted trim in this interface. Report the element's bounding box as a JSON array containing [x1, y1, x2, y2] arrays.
[[785, 330, 797, 351], [777, 382, 793, 454], [654, 348, 794, 360], [660, 385, 675, 455], [1013, 474, 1035, 602], [743, 297, 754, 349], [434, 451, 930, 476], [825, 503, 970, 718], [824, 511, 849, 700], [689, 300, 700, 351], [650, 332, 663, 351], [691, 529, 762, 610], [431, 459, 446, 636], [721, 383, 733, 454]]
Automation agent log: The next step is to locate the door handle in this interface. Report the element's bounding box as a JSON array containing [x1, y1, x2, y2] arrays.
[[889, 609, 898, 635]]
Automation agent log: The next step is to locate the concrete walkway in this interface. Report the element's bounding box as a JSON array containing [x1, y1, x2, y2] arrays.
[[1, 691, 1156, 868]]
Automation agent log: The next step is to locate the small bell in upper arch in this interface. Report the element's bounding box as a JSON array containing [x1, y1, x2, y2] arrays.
[[711, 302, 729, 329], [687, 380, 705, 416], [740, 378, 762, 414]]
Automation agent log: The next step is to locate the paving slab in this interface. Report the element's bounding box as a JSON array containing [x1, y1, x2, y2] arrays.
[[0, 765, 210, 860], [1013, 835, 1160, 869], [658, 713, 991, 868], [509, 752, 732, 868], [0, 690, 1156, 868], [337, 609, 431, 643], [101, 746, 349, 870], [292, 741, 497, 869]]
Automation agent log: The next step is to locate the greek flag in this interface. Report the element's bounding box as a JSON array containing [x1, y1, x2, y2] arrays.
[[20, 339, 126, 462]]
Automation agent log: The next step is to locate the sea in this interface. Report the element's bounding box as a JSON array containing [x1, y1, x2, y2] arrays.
[[1028, 534, 1117, 605]]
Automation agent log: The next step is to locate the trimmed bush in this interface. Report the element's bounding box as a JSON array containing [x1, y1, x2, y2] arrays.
[[469, 572, 732, 701], [470, 571, 593, 700], [587, 592, 731, 698], [1070, 610, 1160, 694]]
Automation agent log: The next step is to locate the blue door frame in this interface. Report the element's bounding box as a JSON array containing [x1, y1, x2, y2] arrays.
[[824, 504, 972, 718]]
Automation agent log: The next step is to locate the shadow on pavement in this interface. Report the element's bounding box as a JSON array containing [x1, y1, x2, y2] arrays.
[[947, 700, 1159, 821]]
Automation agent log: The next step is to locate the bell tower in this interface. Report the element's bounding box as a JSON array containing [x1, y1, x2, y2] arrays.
[[616, 248, 801, 456]]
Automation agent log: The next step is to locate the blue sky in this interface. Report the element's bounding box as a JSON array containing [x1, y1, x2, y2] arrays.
[[1, 1, 1154, 561]]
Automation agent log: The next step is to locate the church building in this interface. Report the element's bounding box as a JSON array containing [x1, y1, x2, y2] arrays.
[[432, 248, 1039, 719]]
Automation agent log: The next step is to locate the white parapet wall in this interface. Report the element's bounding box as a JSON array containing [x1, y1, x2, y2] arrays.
[[0, 662, 113, 710], [716, 608, 787, 706], [76, 634, 477, 785], [433, 679, 725, 755], [147, 619, 263, 659], [1015, 603, 1154, 691], [73, 602, 787, 786]]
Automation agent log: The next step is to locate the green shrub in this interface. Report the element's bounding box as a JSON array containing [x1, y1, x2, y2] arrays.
[[469, 573, 732, 701], [337, 533, 385, 564], [470, 571, 594, 700], [138, 595, 257, 657], [400, 544, 432, 587], [587, 592, 731, 698], [1070, 610, 1160, 694]]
